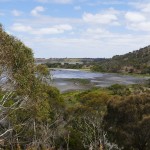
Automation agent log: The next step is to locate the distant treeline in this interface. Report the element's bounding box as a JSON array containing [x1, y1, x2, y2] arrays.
[[45, 62, 90, 69], [45, 58, 107, 69]]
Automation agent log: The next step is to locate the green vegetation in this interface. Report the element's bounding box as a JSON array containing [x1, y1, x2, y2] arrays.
[[0, 25, 65, 149], [104, 94, 150, 150], [44, 58, 106, 70], [63, 84, 150, 150], [91, 46, 150, 74], [46, 62, 84, 69], [0, 24, 150, 150]]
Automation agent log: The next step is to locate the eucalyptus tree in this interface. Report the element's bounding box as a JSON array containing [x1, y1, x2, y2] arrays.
[[67, 91, 120, 150], [0, 25, 66, 149]]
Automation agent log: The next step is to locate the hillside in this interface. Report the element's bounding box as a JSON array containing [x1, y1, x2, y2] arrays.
[[92, 45, 150, 74], [36, 57, 106, 69]]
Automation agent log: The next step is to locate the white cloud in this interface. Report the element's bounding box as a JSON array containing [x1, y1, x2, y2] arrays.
[[141, 3, 150, 12], [15, 15, 82, 26], [11, 23, 32, 32], [36, 0, 72, 4], [83, 12, 118, 25], [125, 11, 150, 32], [32, 24, 72, 34], [31, 6, 45, 16], [131, 2, 150, 13], [85, 28, 110, 38], [11, 23, 72, 34], [82, 28, 110, 40], [86, 28, 109, 34], [127, 22, 150, 32], [55, 24, 72, 30], [125, 12, 146, 22], [8, 1, 150, 58], [12, 9, 22, 16], [19, 33, 150, 58]]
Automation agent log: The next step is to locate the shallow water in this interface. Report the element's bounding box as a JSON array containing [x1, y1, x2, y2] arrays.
[[50, 69, 147, 92], [51, 69, 103, 79]]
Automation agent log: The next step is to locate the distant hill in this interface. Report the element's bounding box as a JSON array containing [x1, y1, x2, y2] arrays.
[[92, 45, 150, 74], [35, 58, 105, 65]]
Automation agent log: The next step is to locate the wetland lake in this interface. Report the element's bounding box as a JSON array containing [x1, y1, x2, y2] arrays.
[[50, 69, 148, 92]]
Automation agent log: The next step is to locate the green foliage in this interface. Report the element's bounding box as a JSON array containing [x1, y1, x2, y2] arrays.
[[0, 25, 65, 149], [68, 129, 86, 150], [91, 45, 150, 74], [91, 64, 105, 72], [147, 79, 150, 87], [46, 62, 83, 69], [64, 89, 114, 149], [36, 64, 49, 76], [0, 26, 35, 96], [108, 84, 131, 96], [104, 94, 150, 150]]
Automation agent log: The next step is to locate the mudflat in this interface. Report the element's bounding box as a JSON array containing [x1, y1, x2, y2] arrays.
[[50, 69, 148, 92]]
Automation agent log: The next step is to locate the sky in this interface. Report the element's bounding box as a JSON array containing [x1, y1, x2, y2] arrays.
[[0, 0, 150, 58]]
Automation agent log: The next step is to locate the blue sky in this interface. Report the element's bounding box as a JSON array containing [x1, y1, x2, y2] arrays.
[[0, 0, 150, 58]]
